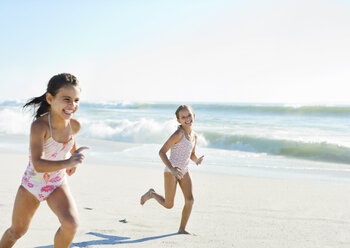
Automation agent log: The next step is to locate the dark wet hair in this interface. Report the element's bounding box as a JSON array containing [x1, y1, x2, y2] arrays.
[[175, 104, 194, 119], [23, 73, 79, 119]]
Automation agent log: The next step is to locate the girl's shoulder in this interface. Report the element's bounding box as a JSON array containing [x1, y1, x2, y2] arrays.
[[30, 115, 50, 138], [168, 127, 184, 143], [174, 126, 185, 137], [70, 118, 81, 135]]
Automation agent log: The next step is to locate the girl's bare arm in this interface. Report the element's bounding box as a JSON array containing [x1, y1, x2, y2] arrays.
[[30, 120, 86, 172], [159, 129, 183, 179], [191, 135, 204, 165]]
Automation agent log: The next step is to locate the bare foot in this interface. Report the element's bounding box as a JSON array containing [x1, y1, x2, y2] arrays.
[[140, 188, 155, 205], [178, 228, 192, 235]]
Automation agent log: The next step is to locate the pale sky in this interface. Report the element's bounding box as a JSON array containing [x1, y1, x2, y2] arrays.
[[0, 0, 349, 104]]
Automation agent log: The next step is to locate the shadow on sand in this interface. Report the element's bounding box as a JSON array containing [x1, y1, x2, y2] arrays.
[[35, 232, 180, 248]]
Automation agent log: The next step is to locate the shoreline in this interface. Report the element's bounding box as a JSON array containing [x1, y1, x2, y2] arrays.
[[1, 133, 350, 184]]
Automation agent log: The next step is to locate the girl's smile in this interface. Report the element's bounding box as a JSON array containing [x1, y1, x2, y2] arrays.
[[177, 109, 195, 128], [47, 85, 80, 120]]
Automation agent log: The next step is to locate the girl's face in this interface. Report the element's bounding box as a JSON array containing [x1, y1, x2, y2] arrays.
[[46, 85, 80, 120], [177, 108, 195, 127]]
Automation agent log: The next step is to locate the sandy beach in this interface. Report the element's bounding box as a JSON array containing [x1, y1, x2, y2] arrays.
[[1, 151, 350, 248]]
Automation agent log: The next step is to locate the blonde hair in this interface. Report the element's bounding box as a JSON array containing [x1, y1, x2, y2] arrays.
[[175, 105, 194, 119]]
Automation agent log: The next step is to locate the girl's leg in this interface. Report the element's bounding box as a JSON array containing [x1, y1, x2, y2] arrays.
[[46, 184, 79, 248], [140, 172, 177, 209], [178, 172, 194, 234], [0, 186, 40, 248]]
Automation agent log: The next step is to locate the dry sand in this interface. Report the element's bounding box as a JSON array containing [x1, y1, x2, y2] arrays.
[[1, 151, 350, 248]]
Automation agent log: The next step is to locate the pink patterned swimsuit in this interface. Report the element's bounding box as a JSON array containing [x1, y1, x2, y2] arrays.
[[164, 130, 195, 176], [21, 113, 74, 201]]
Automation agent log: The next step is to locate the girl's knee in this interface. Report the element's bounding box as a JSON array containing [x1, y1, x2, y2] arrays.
[[185, 196, 194, 206], [164, 201, 174, 209], [8, 225, 28, 240], [61, 216, 79, 232]]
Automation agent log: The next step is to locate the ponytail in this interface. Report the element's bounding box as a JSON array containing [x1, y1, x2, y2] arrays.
[[23, 93, 50, 119]]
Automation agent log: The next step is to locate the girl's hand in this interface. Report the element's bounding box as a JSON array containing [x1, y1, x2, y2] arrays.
[[66, 167, 76, 176], [69, 146, 89, 167], [171, 167, 183, 180], [196, 155, 204, 165]]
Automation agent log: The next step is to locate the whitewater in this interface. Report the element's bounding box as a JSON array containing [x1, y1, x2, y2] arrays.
[[1, 100, 349, 182]]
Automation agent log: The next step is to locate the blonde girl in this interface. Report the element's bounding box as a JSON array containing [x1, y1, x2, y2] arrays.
[[140, 104, 204, 234]]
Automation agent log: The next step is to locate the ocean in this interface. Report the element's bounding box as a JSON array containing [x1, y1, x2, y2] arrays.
[[1, 100, 350, 182]]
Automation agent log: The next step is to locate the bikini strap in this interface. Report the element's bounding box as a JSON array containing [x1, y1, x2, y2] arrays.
[[68, 120, 74, 140], [181, 127, 192, 142], [181, 128, 194, 143], [48, 112, 53, 138], [179, 126, 185, 138], [48, 112, 74, 142]]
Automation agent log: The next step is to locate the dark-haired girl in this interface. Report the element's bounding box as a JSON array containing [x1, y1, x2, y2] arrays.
[[0, 73, 88, 248]]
